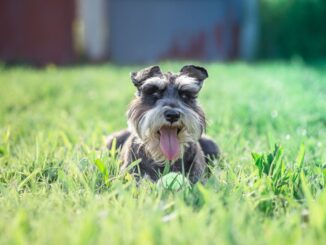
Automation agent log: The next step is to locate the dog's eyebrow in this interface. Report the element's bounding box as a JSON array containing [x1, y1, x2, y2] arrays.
[[175, 75, 202, 93], [141, 77, 167, 90]]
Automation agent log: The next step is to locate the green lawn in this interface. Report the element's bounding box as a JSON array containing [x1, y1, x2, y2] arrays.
[[0, 62, 325, 244]]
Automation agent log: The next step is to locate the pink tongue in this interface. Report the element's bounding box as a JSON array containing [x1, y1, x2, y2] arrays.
[[159, 127, 180, 161]]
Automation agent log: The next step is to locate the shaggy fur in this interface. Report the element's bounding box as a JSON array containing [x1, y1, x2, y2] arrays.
[[107, 65, 219, 183]]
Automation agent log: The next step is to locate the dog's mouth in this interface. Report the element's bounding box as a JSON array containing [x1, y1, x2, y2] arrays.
[[157, 126, 182, 161], [157, 127, 182, 136]]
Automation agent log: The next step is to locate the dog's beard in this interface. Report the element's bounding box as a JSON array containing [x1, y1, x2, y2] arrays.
[[128, 103, 204, 164]]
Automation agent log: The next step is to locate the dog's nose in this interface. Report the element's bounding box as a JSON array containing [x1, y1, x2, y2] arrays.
[[164, 109, 180, 123]]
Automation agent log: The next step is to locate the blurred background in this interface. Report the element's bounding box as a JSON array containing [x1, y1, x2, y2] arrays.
[[0, 0, 325, 66]]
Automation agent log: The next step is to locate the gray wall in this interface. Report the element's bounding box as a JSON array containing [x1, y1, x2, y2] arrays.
[[108, 0, 246, 64]]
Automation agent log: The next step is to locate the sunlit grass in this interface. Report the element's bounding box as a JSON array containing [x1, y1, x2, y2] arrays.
[[0, 61, 325, 244]]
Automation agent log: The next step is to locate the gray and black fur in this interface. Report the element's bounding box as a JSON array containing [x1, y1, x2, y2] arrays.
[[107, 65, 219, 183]]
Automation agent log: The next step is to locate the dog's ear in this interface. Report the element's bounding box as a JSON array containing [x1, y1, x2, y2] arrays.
[[180, 65, 208, 82], [131, 66, 162, 88]]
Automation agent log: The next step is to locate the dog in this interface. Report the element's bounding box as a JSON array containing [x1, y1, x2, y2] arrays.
[[107, 65, 219, 183]]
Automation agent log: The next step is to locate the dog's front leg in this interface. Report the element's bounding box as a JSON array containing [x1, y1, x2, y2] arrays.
[[187, 149, 207, 183]]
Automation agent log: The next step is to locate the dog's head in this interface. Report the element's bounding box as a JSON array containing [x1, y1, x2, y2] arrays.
[[128, 65, 207, 163]]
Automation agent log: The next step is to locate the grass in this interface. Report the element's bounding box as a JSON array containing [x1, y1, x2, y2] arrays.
[[0, 61, 325, 244]]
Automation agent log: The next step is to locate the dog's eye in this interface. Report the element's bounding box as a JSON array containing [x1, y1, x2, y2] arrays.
[[179, 91, 197, 101], [142, 85, 163, 99], [143, 85, 159, 94], [152, 91, 163, 99]]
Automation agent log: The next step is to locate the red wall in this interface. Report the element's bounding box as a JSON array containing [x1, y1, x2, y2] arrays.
[[0, 0, 75, 65]]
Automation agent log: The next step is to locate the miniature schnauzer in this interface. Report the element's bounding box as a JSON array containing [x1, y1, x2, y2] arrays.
[[107, 65, 219, 183]]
